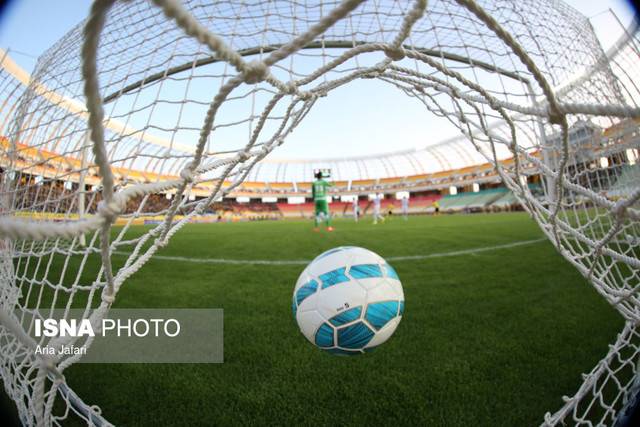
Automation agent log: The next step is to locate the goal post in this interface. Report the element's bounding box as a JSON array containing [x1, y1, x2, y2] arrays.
[[0, 0, 638, 425]]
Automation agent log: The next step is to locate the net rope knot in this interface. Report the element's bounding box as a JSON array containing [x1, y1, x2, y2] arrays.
[[243, 60, 269, 84], [285, 80, 298, 95], [180, 165, 196, 183], [548, 108, 565, 125], [260, 146, 270, 156], [299, 91, 317, 100], [39, 356, 59, 378], [384, 46, 406, 61], [97, 197, 124, 222], [100, 289, 115, 304], [156, 237, 169, 248], [613, 199, 628, 220]]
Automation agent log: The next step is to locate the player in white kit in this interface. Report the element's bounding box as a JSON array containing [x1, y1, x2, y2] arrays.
[[373, 195, 385, 224], [401, 195, 409, 221], [352, 197, 359, 222]]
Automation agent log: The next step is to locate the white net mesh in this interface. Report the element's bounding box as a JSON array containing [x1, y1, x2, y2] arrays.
[[0, 0, 638, 425]]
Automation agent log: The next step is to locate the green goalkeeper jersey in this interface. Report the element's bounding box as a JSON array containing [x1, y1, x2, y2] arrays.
[[312, 179, 331, 201]]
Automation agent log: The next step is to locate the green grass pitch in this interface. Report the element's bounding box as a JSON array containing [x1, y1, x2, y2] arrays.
[[4, 212, 625, 426]]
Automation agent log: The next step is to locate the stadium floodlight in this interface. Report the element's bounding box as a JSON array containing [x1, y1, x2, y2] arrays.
[[0, 0, 638, 425]]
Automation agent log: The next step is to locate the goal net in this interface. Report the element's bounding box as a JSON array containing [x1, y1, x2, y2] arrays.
[[0, 0, 638, 425]]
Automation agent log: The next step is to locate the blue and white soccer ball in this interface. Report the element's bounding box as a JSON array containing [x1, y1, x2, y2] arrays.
[[292, 246, 404, 355]]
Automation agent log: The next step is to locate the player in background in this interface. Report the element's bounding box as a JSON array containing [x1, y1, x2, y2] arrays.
[[401, 195, 409, 221], [372, 194, 385, 225], [312, 171, 333, 232], [432, 199, 440, 216], [352, 197, 359, 223], [387, 201, 394, 218]]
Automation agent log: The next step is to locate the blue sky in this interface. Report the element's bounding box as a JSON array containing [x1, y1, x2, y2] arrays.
[[0, 1, 90, 69], [0, 0, 636, 161]]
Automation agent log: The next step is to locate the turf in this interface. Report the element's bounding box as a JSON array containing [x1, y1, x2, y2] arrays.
[[16, 213, 629, 425]]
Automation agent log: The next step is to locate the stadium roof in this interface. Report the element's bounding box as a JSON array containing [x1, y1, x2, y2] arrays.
[[247, 128, 516, 182], [0, 50, 521, 182]]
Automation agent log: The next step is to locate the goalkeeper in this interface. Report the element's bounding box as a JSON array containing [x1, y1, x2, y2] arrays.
[[312, 171, 334, 232]]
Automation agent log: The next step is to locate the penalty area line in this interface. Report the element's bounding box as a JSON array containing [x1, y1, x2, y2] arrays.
[[113, 238, 547, 266], [385, 238, 547, 262]]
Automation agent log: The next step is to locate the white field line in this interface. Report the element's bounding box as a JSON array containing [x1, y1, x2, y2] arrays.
[[113, 238, 547, 266]]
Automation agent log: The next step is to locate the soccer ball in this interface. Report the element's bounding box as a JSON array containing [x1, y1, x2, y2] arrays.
[[292, 246, 404, 355]]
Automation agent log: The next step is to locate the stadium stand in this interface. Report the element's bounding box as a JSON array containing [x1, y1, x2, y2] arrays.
[[403, 194, 442, 214], [276, 202, 304, 219], [439, 188, 507, 213], [0, 114, 636, 221], [490, 191, 520, 211], [465, 189, 509, 211]]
